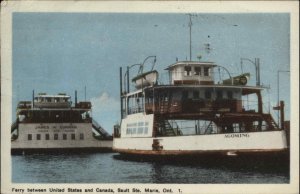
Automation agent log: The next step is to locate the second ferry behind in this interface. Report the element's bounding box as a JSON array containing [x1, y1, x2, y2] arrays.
[[11, 91, 113, 154]]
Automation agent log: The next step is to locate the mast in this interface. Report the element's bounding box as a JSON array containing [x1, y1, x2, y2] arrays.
[[32, 90, 35, 109], [188, 14, 193, 61], [119, 67, 123, 119]]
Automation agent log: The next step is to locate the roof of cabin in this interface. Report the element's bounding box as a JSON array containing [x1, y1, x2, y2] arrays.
[[165, 61, 217, 70], [35, 94, 70, 98]]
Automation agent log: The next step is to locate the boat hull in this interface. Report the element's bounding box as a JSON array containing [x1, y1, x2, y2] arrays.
[[114, 148, 289, 171], [11, 123, 113, 154], [11, 147, 113, 155], [113, 130, 288, 158]]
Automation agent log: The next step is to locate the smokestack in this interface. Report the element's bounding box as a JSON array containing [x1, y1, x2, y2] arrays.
[[75, 90, 77, 105]]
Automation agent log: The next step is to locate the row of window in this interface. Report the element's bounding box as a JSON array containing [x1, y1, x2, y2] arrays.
[[127, 122, 149, 127], [35, 97, 69, 103], [126, 127, 149, 135], [182, 90, 234, 100], [27, 133, 84, 140], [184, 66, 210, 76], [126, 122, 149, 135]]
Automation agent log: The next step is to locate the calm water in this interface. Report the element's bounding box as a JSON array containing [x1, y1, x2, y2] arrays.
[[12, 153, 289, 183]]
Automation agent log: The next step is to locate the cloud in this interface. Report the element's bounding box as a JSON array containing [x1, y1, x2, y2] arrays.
[[90, 92, 119, 112], [90, 92, 120, 134]]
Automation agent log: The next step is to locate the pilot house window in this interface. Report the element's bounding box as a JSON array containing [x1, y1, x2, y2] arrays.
[[184, 66, 192, 76], [36, 134, 41, 140], [54, 134, 58, 140], [204, 67, 210, 76], [28, 134, 32, 140], [194, 67, 201, 75]]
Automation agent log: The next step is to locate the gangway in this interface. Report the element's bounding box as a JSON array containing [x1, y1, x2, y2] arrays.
[[92, 119, 112, 140]]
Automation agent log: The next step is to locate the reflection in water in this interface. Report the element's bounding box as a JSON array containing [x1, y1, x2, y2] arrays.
[[12, 153, 289, 183]]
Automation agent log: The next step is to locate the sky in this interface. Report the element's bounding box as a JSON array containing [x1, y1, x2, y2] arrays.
[[12, 13, 290, 133]]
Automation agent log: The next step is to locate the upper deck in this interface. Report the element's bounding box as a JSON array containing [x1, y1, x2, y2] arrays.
[[17, 93, 91, 111], [16, 92, 92, 123], [120, 60, 266, 119]]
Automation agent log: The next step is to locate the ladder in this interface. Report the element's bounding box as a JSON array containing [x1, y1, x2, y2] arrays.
[[92, 119, 112, 139]]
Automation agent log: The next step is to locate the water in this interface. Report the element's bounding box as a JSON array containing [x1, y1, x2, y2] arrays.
[[12, 153, 289, 183]]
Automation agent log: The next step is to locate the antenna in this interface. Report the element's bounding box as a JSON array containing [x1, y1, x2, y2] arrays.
[[187, 14, 193, 61], [84, 86, 86, 101]]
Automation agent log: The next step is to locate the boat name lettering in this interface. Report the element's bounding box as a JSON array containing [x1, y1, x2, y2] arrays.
[[35, 126, 49, 129], [60, 126, 77, 129], [37, 130, 49, 133], [224, 133, 250, 138]]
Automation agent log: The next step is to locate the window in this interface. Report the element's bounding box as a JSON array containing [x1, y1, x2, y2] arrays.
[[193, 91, 200, 99], [144, 127, 148, 134], [45, 134, 50, 140], [205, 90, 211, 99], [54, 133, 58, 140], [36, 134, 41, 140], [71, 134, 75, 140], [80, 133, 84, 140], [194, 67, 201, 75], [132, 128, 136, 134], [63, 134, 67, 140], [227, 91, 233, 99], [216, 91, 223, 99], [138, 127, 143, 134], [184, 66, 192, 76], [204, 67, 210, 76], [28, 134, 32, 140], [182, 91, 188, 100]]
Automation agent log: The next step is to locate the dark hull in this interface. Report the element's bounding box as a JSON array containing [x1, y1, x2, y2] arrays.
[[11, 147, 114, 155], [114, 148, 289, 169]]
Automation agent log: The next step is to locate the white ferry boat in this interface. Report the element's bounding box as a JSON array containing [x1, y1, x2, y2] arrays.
[[11, 92, 113, 154], [113, 59, 289, 160]]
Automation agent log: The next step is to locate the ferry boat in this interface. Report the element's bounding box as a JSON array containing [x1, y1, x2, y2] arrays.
[[11, 92, 113, 154], [113, 59, 289, 160]]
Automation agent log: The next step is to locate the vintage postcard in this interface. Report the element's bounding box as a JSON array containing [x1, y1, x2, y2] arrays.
[[1, 1, 299, 194]]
